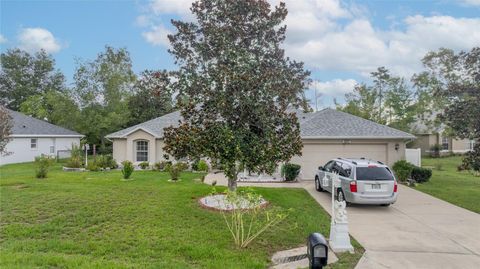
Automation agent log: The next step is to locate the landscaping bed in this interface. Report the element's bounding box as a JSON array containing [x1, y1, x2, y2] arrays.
[[0, 162, 363, 268]]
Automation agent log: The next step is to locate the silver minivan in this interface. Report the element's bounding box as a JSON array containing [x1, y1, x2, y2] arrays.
[[314, 158, 398, 206]]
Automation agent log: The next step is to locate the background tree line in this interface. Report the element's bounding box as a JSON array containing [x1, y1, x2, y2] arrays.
[[0, 46, 174, 152], [1, 45, 478, 162], [335, 47, 479, 169]]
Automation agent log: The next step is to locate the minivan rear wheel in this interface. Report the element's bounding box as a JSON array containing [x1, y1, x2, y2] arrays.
[[315, 176, 323, 192], [337, 190, 351, 206]]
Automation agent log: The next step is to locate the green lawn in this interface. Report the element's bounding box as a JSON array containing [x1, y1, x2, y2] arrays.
[[417, 156, 480, 213], [0, 162, 363, 268]]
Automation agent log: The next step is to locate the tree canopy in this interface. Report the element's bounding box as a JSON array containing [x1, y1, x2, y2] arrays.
[[128, 70, 173, 126], [73, 46, 136, 149], [163, 0, 311, 190], [0, 49, 66, 110]]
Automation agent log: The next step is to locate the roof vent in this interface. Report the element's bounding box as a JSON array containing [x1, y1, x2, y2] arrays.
[[22, 125, 26, 128]]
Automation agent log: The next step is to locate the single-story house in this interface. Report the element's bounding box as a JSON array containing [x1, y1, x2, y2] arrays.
[[106, 108, 415, 179], [408, 113, 476, 156], [0, 109, 84, 165], [409, 133, 475, 156]]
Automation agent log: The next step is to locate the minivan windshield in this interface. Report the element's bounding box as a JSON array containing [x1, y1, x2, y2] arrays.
[[356, 167, 394, 181]]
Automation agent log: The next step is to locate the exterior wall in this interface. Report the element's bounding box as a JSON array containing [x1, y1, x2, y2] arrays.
[[112, 139, 127, 163], [408, 134, 432, 156], [452, 138, 474, 153], [1, 137, 80, 165], [155, 140, 166, 161]]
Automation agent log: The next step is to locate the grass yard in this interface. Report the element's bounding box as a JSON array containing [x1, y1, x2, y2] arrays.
[[417, 156, 480, 213], [0, 162, 363, 269]]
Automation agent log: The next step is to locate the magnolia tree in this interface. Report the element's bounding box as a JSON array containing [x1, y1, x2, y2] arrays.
[[163, 0, 311, 191]]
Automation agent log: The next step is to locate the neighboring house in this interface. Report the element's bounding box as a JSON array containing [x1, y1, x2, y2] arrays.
[[0, 110, 84, 165], [408, 114, 476, 156], [409, 132, 476, 156], [107, 108, 415, 179]]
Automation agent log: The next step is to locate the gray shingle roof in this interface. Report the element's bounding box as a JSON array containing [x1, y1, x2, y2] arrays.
[[106, 108, 415, 140], [8, 109, 83, 137], [298, 108, 415, 139], [106, 111, 181, 138]]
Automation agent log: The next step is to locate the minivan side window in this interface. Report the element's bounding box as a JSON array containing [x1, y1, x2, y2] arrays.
[[333, 161, 351, 177], [324, 161, 334, 172], [341, 163, 352, 177]]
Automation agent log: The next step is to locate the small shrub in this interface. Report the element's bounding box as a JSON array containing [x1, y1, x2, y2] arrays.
[[95, 154, 117, 169], [176, 162, 189, 171], [66, 143, 83, 168], [66, 156, 83, 168], [197, 160, 209, 172], [139, 161, 150, 170], [121, 161, 134, 179], [429, 144, 441, 158], [166, 162, 186, 181], [191, 159, 200, 171], [35, 155, 55, 178], [154, 161, 167, 171], [86, 162, 100, 172], [281, 163, 301, 181], [392, 160, 414, 182], [411, 167, 432, 183]]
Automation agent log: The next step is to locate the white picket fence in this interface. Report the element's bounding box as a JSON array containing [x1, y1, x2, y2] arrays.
[[405, 148, 421, 167]]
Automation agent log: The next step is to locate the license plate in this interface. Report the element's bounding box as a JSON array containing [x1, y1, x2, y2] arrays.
[[371, 184, 381, 190]]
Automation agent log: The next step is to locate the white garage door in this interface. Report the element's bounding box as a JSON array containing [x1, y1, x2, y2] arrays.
[[291, 143, 388, 180]]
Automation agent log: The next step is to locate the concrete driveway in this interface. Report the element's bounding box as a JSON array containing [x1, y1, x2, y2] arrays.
[[204, 174, 480, 268], [304, 183, 480, 269]]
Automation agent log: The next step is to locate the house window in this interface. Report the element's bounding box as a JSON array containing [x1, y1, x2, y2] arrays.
[[136, 140, 148, 162], [441, 137, 449, 150], [468, 140, 476, 151], [31, 138, 37, 149]]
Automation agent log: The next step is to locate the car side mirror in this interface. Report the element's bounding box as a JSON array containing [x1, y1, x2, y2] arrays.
[[318, 166, 324, 171]]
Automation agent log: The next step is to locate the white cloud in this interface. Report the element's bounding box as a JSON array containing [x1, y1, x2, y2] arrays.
[[18, 27, 62, 53], [461, 0, 480, 6], [137, 0, 480, 78], [142, 24, 172, 47], [150, 0, 193, 15], [0, 34, 7, 44], [285, 15, 480, 77], [312, 78, 357, 98]]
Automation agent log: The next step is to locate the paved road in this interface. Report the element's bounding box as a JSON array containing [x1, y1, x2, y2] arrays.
[[204, 174, 480, 268]]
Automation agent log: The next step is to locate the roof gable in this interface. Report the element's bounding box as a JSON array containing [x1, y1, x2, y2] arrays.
[[7, 109, 83, 137]]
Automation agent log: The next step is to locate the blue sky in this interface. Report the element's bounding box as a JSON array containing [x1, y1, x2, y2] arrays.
[[1, 0, 480, 108]]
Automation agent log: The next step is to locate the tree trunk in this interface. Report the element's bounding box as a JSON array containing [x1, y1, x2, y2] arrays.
[[228, 175, 238, 191]]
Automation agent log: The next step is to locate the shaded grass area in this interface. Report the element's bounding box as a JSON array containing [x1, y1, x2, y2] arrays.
[[418, 156, 480, 213], [0, 162, 363, 268]]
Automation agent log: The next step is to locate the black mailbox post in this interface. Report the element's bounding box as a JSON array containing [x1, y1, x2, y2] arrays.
[[307, 233, 328, 269]]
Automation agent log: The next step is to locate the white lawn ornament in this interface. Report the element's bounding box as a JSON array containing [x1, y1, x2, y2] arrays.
[[329, 172, 354, 253]]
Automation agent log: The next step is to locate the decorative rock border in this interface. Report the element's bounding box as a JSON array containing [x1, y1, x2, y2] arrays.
[[62, 167, 85, 172], [198, 193, 268, 211]]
